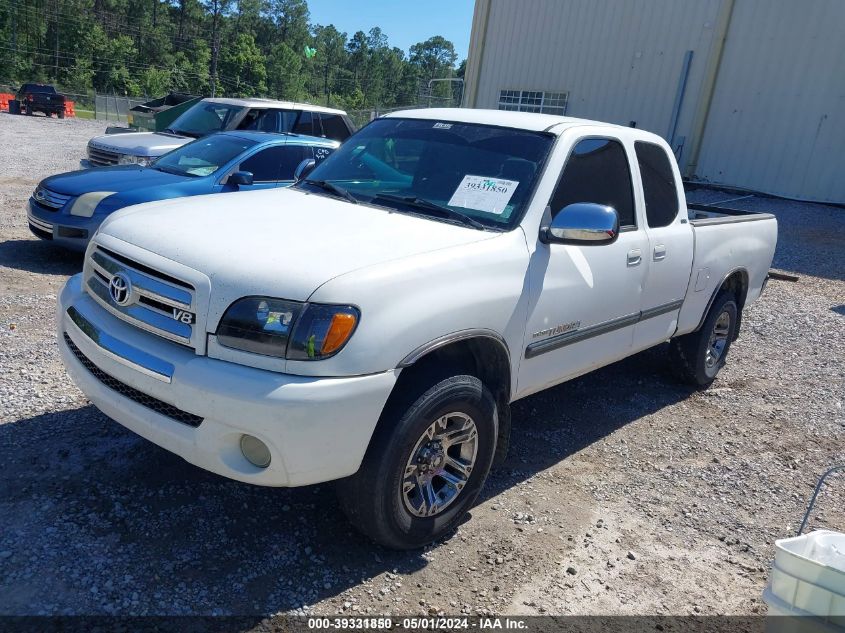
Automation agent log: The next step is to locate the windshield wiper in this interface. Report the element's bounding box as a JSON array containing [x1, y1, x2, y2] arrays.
[[372, 194, 487, 230], [153, 165, 187, 176], [302, 179, 358, 204], [164, 127, 200, 138]]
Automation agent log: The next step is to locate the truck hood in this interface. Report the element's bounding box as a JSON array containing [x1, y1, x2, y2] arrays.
[[98, 187, 499, 302], [44, 165, 190, 196], [89, 132, 190, 157]]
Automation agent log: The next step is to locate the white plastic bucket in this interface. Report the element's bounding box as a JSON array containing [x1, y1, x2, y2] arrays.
[[764, 530, 845, 628]]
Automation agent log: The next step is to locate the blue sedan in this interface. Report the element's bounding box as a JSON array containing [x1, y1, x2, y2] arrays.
[[27, 131, 338, 251]]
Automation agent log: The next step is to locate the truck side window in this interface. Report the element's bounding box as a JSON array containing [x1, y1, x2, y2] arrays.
[[549, 138, 636, 228], [635, 141, 680, 228]]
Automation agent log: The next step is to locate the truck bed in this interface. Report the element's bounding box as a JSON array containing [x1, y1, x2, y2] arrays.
[[676, 203, 778, 336]]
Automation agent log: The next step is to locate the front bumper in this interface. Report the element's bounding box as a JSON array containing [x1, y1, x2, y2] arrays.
[[58, 274, 398, 487], [27, 199, 98, 252]]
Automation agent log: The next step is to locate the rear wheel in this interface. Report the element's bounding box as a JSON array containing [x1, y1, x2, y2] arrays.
[[57, 109, 65, 119], [670, 291, 738, 388], [336, 374, 497, 549]]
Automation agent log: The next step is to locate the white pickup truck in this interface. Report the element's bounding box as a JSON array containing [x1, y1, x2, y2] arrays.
[[57, 108, 777, 549]]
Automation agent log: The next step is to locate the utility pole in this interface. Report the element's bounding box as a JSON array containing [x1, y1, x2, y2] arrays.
[[11, 4, 16, 58], [54, 0, 60, 81], [324, 61, 329, 107], [210, 0, 220, 97]]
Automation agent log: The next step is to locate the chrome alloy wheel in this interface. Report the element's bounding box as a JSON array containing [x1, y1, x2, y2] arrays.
[[705, 310, 732, 369], [401, 412, 479, 518]]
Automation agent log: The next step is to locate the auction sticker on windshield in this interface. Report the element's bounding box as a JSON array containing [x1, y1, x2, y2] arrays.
[[448, 175, 518, 215]]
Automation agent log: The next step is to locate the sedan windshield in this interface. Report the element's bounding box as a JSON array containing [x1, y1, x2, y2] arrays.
[[153, 136, 257, 177], [297, 118, 554, 229], [168, 102, 245, 137]]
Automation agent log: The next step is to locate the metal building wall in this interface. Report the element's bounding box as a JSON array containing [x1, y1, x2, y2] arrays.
[[693, 0, 845, 203], [464, 0, 845, 203]]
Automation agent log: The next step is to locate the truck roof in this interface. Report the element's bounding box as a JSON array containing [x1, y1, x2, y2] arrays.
[[383, 108, 663, 141], [203, 97, 347, 115]]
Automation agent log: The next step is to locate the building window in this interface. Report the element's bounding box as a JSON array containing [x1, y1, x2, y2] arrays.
[[498, 90, 568, 115]]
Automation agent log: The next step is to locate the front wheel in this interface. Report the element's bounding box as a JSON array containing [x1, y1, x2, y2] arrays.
[[670, 291, 738, 388], [336, 374, 498, 549]]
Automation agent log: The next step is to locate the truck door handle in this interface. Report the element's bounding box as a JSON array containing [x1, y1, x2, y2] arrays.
[[627, 249, 642, 266], [653, 245, 667, 261]]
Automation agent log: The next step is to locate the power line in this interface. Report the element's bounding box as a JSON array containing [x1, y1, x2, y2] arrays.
[[0, 0, 198, 47]]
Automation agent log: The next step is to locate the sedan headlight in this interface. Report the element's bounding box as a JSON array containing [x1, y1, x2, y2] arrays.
[[117, 154, 152, 166], [69, 191, 117, 217], [216, 297, 359, 360]]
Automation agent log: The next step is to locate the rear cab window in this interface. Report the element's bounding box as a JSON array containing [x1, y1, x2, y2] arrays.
[[634, 141, 680, 228]]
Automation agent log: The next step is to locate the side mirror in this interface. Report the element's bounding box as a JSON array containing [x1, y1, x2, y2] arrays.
[[227, 171, 253, 187], [540, 203, 619, 245], [294, 158, 316, 182]]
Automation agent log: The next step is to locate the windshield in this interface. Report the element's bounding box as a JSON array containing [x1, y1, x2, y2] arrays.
[[153, 135, 257, 177], [168, 102, 246, 137], [297, 118, 554, 229]]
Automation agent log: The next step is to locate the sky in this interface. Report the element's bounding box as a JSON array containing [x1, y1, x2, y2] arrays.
[[306, 0, 476, 62]]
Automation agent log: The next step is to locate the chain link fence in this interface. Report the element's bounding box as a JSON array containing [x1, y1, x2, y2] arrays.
[[2, 81, 460, 127]]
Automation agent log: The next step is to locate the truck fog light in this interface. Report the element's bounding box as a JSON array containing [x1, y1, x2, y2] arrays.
[[240, 434, 271, 468]]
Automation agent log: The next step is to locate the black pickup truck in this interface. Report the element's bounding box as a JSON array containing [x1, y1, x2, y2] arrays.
[[13, 83, 67, 117]]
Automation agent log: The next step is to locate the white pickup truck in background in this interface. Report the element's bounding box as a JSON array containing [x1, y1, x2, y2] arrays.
[[57, 108, 777, 548]]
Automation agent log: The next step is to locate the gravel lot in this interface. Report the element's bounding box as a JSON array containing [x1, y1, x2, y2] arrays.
[[0, 113, 843, 618]]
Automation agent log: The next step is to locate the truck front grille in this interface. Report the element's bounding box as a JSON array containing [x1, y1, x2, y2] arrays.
[[87, 143, 120, 167], [64, 333, 203, 427], [32, 186, 71, 211], [85, 246, 197, 348]]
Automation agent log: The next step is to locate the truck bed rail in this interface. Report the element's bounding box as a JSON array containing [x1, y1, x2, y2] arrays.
[[688, 202, 776, 226]]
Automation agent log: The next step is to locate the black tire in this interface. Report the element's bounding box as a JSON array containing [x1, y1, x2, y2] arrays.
[[336, 374, 498, 549], [25, 105, 32, 116], [57, 110, 65, 119], [670, 291, 738, 388]]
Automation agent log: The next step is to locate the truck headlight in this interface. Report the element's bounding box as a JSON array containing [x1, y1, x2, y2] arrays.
[[216, 297, 359, 360], [69, 191, 117, 217], [118, 154, 152, 166], [287, 303, 359, 360]]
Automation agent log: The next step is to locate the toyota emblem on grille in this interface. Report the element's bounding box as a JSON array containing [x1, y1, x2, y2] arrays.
[[109, 272, 132, 306]]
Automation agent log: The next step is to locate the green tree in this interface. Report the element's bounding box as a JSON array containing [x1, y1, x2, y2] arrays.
[[220, 32, 267, 96], [0, 0, 461, 111], [267, 41, 305, 99], [409, 35, 458, 105]]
